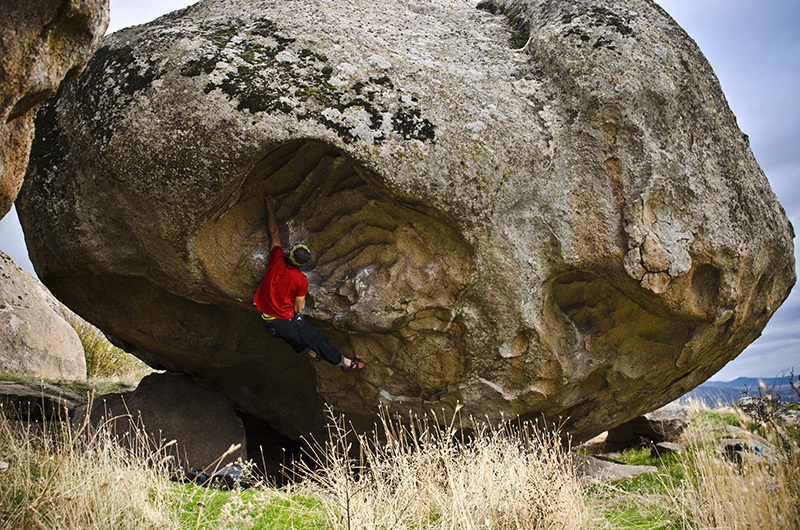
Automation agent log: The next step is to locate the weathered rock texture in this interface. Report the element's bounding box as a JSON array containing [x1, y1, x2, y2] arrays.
[[0, 0, 109, 218], [0, 251, 86, 379], [17, 0, 795, 442]]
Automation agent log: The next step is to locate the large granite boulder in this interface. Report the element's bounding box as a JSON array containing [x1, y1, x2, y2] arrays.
[[0, 0, 109, 219], [0, 251, 86, 379], [16, 0, 795, 442]]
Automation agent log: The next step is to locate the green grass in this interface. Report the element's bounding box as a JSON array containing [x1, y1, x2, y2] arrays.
[[587, 401, 800, 529], [585, 414, 731, 529], [614, 446, 656, 466], [588, 446, 687, 529], [174, 484, 330, 529], [689, 408, 742, 430], [600, 502, 683, 530]]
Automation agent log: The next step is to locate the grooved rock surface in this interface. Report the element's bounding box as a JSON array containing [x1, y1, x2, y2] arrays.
[[17, 0, 795, 442], [0, 0, 109, 219], [0, 251, 86, 380]]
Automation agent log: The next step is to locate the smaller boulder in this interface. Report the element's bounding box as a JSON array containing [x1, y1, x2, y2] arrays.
[[606, 403, 690, 447], [645, 403, 691, 441], [0, 251, 86, 379], [78, 372, 247, 471], [573, 454, 657, 485], [651, 441, 685, 458]]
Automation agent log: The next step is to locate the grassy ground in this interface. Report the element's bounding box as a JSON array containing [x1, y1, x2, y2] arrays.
[[589, 404, 799, 530], [1, 395, 798, 529]]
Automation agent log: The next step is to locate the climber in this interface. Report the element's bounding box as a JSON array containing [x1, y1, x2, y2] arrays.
[[253, 195, 365, 371]]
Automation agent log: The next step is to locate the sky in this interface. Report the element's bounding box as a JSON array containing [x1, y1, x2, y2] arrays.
[[1, 0, 797, 381]]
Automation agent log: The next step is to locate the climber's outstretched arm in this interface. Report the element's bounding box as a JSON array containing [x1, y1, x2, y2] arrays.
[[266, 195, 281, 250]]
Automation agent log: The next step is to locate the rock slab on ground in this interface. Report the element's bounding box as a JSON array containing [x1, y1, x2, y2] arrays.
[[0, 379, 84, 420], [17, 0, 796, 442], [573, 453, 657, 485], [651, 441, 685, 458]]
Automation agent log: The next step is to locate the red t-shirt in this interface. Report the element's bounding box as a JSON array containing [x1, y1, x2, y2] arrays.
[[253, 246, 308, 319]]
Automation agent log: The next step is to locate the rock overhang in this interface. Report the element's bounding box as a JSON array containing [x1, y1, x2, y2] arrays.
[[16, 0, 795, 443], [0, 0, 109, 218]]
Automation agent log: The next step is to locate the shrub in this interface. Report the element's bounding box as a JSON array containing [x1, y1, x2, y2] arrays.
[[63, 312, 152, 381]]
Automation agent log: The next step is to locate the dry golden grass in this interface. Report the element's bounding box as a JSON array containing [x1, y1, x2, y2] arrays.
[[0, 405, 181, 529], [1, 394, 797, 530], [296, 407, 597, 529]]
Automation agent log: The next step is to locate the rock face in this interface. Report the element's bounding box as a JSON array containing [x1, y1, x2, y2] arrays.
[[0, 0, 109, 219], [0, 251, 86, 379], [16, 0, 795, 442]]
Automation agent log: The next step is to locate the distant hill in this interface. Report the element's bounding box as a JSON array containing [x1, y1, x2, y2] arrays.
[[681, 376, 800, 407]]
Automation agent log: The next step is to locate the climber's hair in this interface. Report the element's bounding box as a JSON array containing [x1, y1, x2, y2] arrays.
[[287, 243, 311, 267]]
